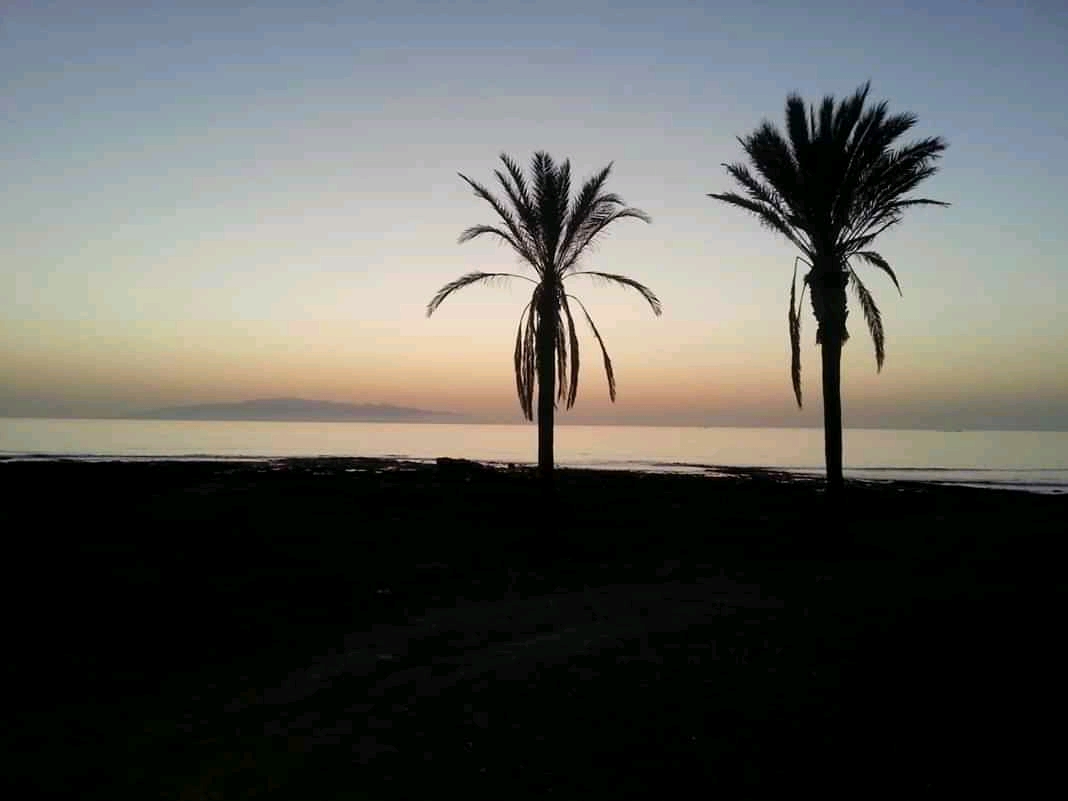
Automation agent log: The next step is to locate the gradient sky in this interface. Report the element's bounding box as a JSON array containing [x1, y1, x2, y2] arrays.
[[3, 0, 1066, 429]]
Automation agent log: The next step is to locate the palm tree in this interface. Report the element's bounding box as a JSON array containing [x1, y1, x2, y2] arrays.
[[709, 82, 948, 493], [428, 152, 662, 485]]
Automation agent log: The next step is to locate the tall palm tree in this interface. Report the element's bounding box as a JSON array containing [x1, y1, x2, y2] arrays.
[[709, 82, 948, 492], [428, 152, 661, 484]]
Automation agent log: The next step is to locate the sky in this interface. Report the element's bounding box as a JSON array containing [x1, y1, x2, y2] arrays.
[[3, 0, 1066, 429]]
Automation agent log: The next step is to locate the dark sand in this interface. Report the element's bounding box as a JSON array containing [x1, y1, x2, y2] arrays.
[[5, 457, 1063, 797]]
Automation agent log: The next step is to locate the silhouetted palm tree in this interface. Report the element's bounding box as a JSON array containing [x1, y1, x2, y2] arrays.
[[709, 82, 948, 492], [428, 152, 661, 484]]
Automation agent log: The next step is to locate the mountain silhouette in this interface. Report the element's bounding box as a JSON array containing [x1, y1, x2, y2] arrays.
[[129, 398, 466, 422]]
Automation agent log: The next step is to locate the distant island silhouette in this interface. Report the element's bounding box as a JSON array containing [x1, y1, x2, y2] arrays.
[[128, 398, 467, 423]]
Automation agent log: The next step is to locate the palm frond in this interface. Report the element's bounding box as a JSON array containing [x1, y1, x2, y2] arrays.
[[427, 271, 534, 317], [523, 298, 537, 416], [566, 271, 663, 316], [832, 81, 871, 146], [560, 207, 652, 273], [849, 270, 886, 371], [557, 163, 613, 266], [554, 296, 568, 408], [709, 162, 811, 256], [458, 174, 539, 270], [854, 149, 946, 219], [532, 152, 568, 270], [553, 159, 572, 253], [458, 224, 526, 253], [495, 153, 547, 266], [817, 94, 835, 142], [709, 189, 801, 247], [838, 218, 901, 253], [831, 95, 888, 230], [853, 250, 902, 295], [788, 257, 808, 408], [492, 169, 542, 264], [567, 294, 616, 402], [804, 87, 871, 238], [497, 153, 536, 227], [785, 94, 811, 166], [513, 301, 535, 420], [723, 162, 791, 217], [740, 123, 803, 216], [842, 136, 949, 247], [559, 293, 581, 408]]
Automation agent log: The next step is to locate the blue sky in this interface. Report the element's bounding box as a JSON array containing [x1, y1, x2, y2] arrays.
[[3, 0, 1066, 428]]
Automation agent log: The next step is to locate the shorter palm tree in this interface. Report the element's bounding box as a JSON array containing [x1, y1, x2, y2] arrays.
[[428, 152, 661, 483]]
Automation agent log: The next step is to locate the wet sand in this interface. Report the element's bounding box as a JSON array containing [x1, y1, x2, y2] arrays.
[[5, 457, 1063, 797]]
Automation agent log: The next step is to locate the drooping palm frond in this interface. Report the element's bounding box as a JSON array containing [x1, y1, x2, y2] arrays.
[[559, 294, 581, 408], [853, 250, 902, 295], [554, 297, 568, 408], [426, 271, 535, 317], [567, 293, 616, 402], [513, 300, 536, 420], [788, 257, 810, 407], [566, 271, 664, 316], [848, 270, 885, 370]]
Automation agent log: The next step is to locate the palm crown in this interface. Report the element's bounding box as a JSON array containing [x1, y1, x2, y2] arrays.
[[428, 152, 661, 419], [709, 81, 948, 406]]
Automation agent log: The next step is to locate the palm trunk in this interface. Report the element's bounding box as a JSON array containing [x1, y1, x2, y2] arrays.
[[813, 268, 849, 495], [820, 336, 844, 494], [535, 294, 556, 487]]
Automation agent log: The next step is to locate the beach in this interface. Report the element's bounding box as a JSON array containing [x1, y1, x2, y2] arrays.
[[6, 457, 1063, 797]]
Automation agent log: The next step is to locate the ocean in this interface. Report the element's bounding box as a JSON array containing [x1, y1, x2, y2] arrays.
[[1, 418, 1066, 494]]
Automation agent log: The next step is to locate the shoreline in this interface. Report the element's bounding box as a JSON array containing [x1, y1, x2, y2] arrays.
[[7, 458, 1063, 796], [1, 452, 1063, 494]]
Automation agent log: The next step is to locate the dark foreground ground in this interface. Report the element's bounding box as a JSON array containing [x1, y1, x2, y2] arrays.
[[4, 458, 1064, 798]]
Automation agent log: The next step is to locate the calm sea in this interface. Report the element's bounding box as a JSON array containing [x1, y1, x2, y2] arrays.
[[1, 418, 1066, 494]]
